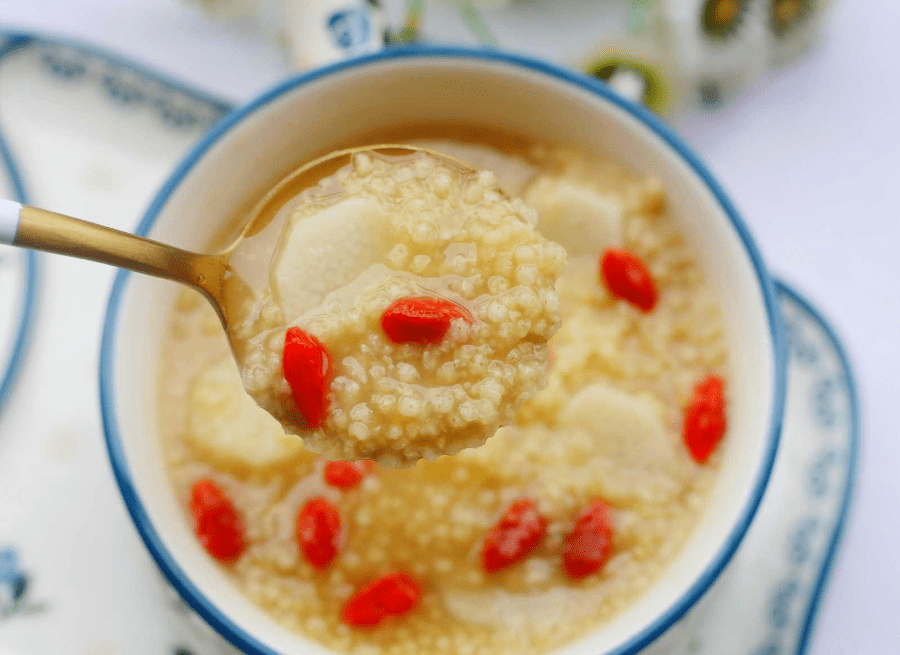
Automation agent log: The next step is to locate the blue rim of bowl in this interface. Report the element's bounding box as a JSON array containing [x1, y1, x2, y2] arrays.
[[0, 115, 39, 421], [101, 45, 787, 655]]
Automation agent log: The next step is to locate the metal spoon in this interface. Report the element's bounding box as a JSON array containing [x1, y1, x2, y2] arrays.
[[0, 145, 477, 363]]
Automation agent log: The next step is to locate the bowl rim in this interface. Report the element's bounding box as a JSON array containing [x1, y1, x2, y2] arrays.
[[100, 45, 787, 655]]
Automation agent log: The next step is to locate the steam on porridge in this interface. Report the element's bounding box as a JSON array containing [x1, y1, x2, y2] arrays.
[[159, 132, 729, 655]]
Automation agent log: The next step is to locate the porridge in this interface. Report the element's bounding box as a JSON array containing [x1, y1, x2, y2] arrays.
[[225, 149, 564, 465], [159, 133, 729, 655]]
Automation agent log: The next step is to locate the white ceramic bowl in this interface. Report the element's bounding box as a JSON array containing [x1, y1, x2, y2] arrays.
[[101, 47, 787, 655]]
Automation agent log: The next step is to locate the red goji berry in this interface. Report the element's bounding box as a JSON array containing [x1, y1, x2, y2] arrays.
[[296, 497, 341, 569], [283, 327, 332, 429], [683, 374, 727, 463], [481, 498, 548, 573], [324, 460, 374, 489], [189, 478, 246, 563], [380, 296, 473, 346], [694, 374, 724, 403], [600, 248, 658, 312], [341, 572, 422, 627], [563, 500, 614, 579]]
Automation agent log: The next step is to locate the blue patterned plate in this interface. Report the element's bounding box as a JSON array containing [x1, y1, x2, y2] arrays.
[[0, 29, 856, 655], [0, 30, 230, 652]]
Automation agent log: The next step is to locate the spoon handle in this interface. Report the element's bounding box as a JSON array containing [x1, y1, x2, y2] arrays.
[[0, 198, 225, 299]]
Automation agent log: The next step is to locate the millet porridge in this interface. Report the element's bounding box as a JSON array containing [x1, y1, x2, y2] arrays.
[[159, 131, 729, 655], [227, 149, 564, 465]]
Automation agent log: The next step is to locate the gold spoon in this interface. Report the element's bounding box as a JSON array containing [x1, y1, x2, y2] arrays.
[[0, 145, 477, 362]]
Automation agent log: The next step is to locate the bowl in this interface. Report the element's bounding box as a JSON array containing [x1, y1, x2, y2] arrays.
[[101, 46, 786, 655]]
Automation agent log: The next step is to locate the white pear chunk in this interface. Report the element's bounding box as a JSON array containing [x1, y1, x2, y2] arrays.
[[557, 382, 690, 503], [412, 140, 539, 196], [271, 197, 390, 320], [443, 586, 600, 630], [524, 176, 624, 256], [187, 357, 303, 470]]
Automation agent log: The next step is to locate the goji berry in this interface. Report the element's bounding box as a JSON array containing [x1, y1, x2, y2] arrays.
[[563, 500, 614, 579], [694, 374, 724, 403], [341, 572, 421, 627], [296, 497, 341, 569], [683, 374, 727, 463], [324, 460, 374, 489], [283, 326, 332, 429], [600, 248, 658, 312], [189, 478, 246, 563], [481, 498, 547, 573], [380, 296, 473, 346]]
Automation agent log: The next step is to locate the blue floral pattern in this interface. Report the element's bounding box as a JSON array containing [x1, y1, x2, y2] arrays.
[[0, 547, 19, 585], [0, 33, 230, 133], [749, 285, 859, 655], [35, 45, 227, 130], [0, 545, 44, 619], [40, 49, 87, 80]]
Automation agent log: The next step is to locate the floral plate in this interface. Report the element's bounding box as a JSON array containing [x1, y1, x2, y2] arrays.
[[0, 30, 856, 655]]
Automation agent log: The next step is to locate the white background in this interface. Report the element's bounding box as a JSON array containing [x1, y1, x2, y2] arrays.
[[1, 0, 897, 653]]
